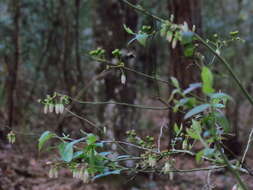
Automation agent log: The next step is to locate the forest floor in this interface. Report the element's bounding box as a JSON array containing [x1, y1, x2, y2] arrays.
[[1, 100, 253, 190], [1, 143, 253, 190]]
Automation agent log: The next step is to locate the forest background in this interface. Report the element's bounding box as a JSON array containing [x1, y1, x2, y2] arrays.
[[1, 0, 253, 189]]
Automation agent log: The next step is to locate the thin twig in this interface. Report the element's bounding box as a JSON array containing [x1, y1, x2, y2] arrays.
[[102, 140, 159, 154], [69, 99, 169, 110], [65, 108, 102, 130], [158, 118, 167, 152], [217, 143, 249, 190], [241, 127, 253, 165]]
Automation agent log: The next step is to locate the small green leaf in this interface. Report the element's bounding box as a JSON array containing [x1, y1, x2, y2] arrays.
[[136, 33, 148, 46], [203, 148, 215, 157], [171, 77, 180, 89], [196, 150, 204, 163], [61, 142, 74, 162], [173, 123, 180, 135], [209, 92, 232, 101], [213, 103, 225, 108], [160, 25, 167, 37], [59, 137, 86, 162], [183, 83, 202, 95], [184, 44, 195, 57], [186, 128, 200, 140], [38, 131, 56, 151], [181, 31, 194, 45], [201, 66, 215, 94], [214, 112, 230, 133], [116, 155, 131, 160], [92, 170, 121, 181], [191, 120, 202, 134], [184, 104, 210, 119], [72, 151, 85, 159], [87, 134, 97, 145], [99, 152, 112, 157], [123, 24, 135, 35], [112, 49, 121, 57]]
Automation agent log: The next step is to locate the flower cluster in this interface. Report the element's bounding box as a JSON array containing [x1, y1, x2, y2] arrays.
[[72, 166, 90, 183]]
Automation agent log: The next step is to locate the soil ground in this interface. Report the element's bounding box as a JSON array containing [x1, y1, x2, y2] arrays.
[[1, 144, 253, 190]]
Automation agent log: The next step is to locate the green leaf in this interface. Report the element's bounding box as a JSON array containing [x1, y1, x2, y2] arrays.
[[87, 134, 97, 145], [136, 33, 148, 46], [92, 170, 121, 181], [184, 44, 195, 57], [191, 120, 202, 134], [181, 31, 194, 45], [186, 128, 200, 140], [61, 142, 74, 162], [209, 92, 232, 101], [196, 150, 204, 163], [173, 123, 180, 135], [203, 148, 215, 157], [171, 77, 180, 89], [72, 151, 85, 159], [123, 24, 135, 35], [184, 104, 210, 119], [99, 152, 112, 157], [201, 66, 215, 94], [160, 25, 167, 37], [112, 49, 121, 57], [116, 155, 131, 159], [38, 131, 56, 151], [213, 103, 225, 108], [59, 137, 86, 162], [214, 112, 230, 133]]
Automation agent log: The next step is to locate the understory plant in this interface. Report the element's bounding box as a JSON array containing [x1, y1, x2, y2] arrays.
[[36, 1, 253, 189]]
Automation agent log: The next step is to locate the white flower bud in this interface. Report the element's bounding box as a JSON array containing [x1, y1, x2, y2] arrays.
[[73, 169, 78, 178], [59, 104, 64, 113], [167, 32, 173, 42], [121, 74, 126, 85], [49, 104, 54, 113], [182, 139, 188, 149], [181, 21, 189, 32], [7, 131, 16, 144], [55, 104, 59, 114], [81, 170, 89, 183], [232, 184, 238, 190], [44, 105, 48, 114], [48, 166, 58, 178], [172, 38, 177, 49], [148, 156, 156, 167], [162, 162, 171, 174], [48, 167, 54, 178], [192, 25, 196, 32], [54, 168, 58, 178]]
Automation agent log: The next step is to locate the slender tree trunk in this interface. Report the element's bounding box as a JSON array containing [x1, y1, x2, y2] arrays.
[[6, 0, 21, 129], [92, 0, 138, 140], [167, 0, 202, 145], [75, 0, 83, 83]]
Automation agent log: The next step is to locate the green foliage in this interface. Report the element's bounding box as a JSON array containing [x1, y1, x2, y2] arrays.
[[123, 24, 154, 46], [37, 3, 250, 189], [201, 66, 215, 94], [38, 131, 56, 151], [184, 104, 211, 120], [7, 131, 16, 144]]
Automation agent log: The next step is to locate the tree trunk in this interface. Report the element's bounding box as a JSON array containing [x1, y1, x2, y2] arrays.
[[168, 0, 202, 144], [74, 0, 83, 83], [6, 0, 21, 130], [92, 0, 138, 140]]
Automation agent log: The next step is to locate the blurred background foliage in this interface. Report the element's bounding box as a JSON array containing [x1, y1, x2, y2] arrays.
[[1, 0, 253, 189], [0, 0, 252, 150]]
